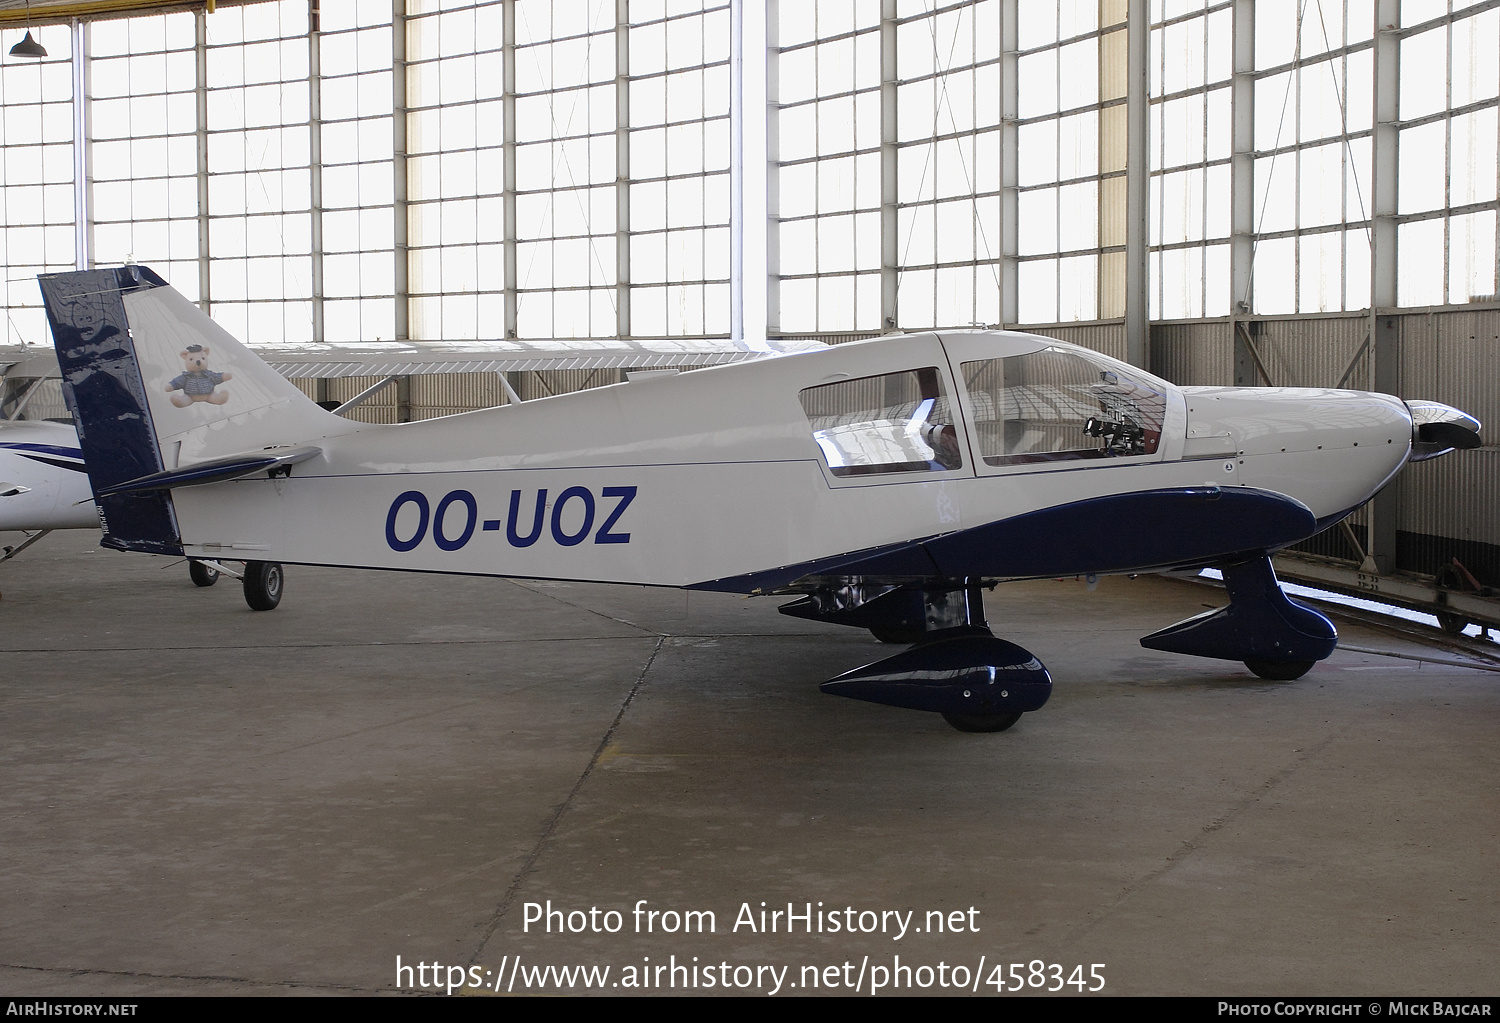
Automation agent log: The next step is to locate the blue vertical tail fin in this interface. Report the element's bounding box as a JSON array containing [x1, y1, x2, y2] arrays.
[[40, 266, 182, 554]]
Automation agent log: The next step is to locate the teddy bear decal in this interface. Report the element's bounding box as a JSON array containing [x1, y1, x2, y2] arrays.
[[165, 344, 233, 407]]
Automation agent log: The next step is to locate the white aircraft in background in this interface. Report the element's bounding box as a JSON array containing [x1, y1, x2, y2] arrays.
[[0, 417, 95, 546], [0, 352, 95, 580], [39, 265, 1481, 732], [0, 416, 274, 601]]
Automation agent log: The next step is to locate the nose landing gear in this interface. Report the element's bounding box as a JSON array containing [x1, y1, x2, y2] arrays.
[[1141, 554, 1336, 678]]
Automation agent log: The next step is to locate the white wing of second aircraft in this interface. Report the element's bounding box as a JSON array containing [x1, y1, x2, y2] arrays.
[[0, 334, 828, 534], [3, 335, 827, 389]]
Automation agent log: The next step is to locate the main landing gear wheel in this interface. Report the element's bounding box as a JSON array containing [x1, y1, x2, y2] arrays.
[[188, 560, 219, 587], [242, 561, 284, 611], [941, 710, 1023, 733], [1244, 658, 1315, 681]]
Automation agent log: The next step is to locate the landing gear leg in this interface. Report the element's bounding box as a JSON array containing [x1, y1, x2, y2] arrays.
[[924, 584, 1029, 733], [0, 528, 53, 599]]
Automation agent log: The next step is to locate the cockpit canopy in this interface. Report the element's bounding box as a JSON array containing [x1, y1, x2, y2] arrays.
[[960, 344, 1166, 465], [797, 335, 1170, 478]]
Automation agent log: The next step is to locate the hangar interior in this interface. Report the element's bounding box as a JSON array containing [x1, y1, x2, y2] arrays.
[[1, 0, 1499, 998], [2, 0, 1497, 631]]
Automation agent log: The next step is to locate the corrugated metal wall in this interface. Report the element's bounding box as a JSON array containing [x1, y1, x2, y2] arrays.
[[1396, 309, 1500, 565], [1, 377, 68, 422], [1249, 316, 1371, 390], [1030, 322, 1128, 363], [1150, 321, 1233, 386]]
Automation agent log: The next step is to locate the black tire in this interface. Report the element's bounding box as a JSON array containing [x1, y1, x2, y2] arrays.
[[870, 626, 925, 644], [242, 561, 284, 611], [1244, 658, 1315, 681], [188, 560, 219, 587], [942, 710, 1023, 733]]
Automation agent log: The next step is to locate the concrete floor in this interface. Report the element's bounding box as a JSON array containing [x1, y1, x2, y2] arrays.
[[1, 528, 1496, 997]]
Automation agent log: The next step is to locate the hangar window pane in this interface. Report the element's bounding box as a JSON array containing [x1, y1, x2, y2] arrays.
[[799, 368, 963, 477], [203, 3, 316, 342], [1012, 1, 1123, 325], [407, 1, 506, 340], [318, 9, 395, 341], [1236, 0, 1384, 316], [626, 2, 734, 338], [0, 41, 73, 346], [772, 2, 883, 335], [1387, 4, 1500, 307], [1148, 2, 1230, 319]]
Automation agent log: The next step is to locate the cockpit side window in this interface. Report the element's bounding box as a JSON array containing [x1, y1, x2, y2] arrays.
[[961, 347, 1165, 466], [799, 367, 963, 477]]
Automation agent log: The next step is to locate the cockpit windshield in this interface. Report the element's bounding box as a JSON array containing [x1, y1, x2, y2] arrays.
[[961, 346, 1166, 466]]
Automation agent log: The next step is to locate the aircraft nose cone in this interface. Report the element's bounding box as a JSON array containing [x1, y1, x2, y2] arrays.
[[1406, 400, 1483, 461]]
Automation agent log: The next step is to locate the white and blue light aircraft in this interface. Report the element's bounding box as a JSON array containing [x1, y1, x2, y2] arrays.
[[0, 418, 96, 565], [0, 345, 98, 555], [39, 266, 1482, 732], [0, 416, 267, 598]]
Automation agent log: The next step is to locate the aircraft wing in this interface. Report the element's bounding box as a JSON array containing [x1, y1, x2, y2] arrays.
[[1, 346, 58, 377], [2, 336, 826, 384], [251, 337, 827, 379]]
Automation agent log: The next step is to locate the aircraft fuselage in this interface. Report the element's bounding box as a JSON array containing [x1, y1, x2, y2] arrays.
[[156, 328, 1412, 590]]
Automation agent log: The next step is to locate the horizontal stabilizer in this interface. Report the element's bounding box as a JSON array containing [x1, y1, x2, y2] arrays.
[[95, 446, 322, 497]]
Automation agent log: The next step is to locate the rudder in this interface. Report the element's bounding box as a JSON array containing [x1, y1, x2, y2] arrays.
[[40, 266, 181, 554]]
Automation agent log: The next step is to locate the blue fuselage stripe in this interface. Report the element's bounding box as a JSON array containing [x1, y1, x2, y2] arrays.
[[0, 443, 88, 474], [0, 442, 84, 460]]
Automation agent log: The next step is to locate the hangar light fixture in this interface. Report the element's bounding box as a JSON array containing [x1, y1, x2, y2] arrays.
[[9, 31, 47, 58], [8, 2, 46, 59]]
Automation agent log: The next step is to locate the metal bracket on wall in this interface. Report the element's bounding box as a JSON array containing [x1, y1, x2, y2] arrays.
[[1234, 320, 1275, 387], [1334, 329, 1373, 390]]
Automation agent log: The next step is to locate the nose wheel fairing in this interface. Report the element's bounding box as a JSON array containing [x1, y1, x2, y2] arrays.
[[1139, 555, 1337, 669]]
